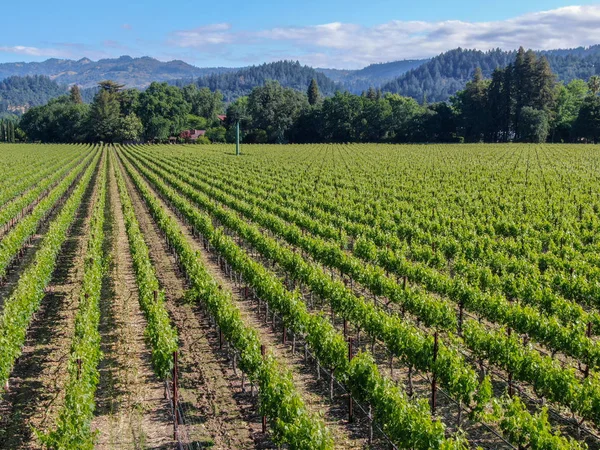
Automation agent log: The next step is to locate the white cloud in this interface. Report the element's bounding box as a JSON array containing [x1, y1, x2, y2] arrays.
[[170, 23, 237, 47], [170, 5, 600, 68], [0, 45, 72, 57]]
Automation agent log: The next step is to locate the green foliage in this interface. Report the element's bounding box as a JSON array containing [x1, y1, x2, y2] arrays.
[[88, 88, 121, 142], [0, 148, 99, 391], [116, 113, 143, 141], [205, 126, 226, 143], [113, 152, 178, 378], [575, 94, 600, 143], [518, 107, 549, 143], [121, 147, 472, 449], [182, 85, 224, 122], [0, 75, 66, 115], [180, 60, 339, 102], [19, 99, 90, 142], [119, 149, 333, 449], [247, 80, 308, 143], [41, 154, 108, 449], [138, 82, 190, 140], [307, 78, 320, 106]]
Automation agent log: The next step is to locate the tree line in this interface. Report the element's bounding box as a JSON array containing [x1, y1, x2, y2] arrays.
[[11, 47, 600, 145], [19, 81, 226, 143], [0, 119, 17, 142]]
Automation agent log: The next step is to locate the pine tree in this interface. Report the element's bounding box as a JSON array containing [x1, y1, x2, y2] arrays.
[[9, 121, 15, 142], [0, 120, 5, 142], [366, 87, 377, 100], [70, 85, 83, 104], [307, 79, 320, 106], [89, 88, 121, 142], [589, 76, 600, 95], [533, 57, 556, 113]]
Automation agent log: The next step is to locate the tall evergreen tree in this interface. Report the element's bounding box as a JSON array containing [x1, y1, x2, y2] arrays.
[[307, 79, 320, 106], [69, 85, 83, 104], [588, 75, 600, 95], [455, 68, 489, 142], [88, 88, 121, 142], [533, 57, 557, 113], [8, 121, 15, 142]]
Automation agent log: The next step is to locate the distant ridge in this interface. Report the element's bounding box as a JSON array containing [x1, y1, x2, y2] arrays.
[[380, 46, 600, 102], [0, 55, 238, 89], [317, 59, 428, 93]]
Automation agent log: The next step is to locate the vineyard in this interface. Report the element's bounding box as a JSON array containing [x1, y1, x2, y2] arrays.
[[0, 142, 600, 449]]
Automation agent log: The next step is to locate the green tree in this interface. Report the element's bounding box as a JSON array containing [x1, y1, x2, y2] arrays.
[[186, 114, 208, 130], [518, 106, 549, 142], [487, 68, 512, 142], [119, 89, 140, 116], [575, 94, 600, 142], [137, 82, 191, 140], [182, 85, 224, 122], [247, 80, 308, 143], [386, 94, 425, 142], [8, 120, 15, 142], [588, 75, 600, 95], [69, 85, 83, 104], [307, 79, 320, 106], [551, 79, 588, 142], [116, 114, 143, 142], [88, 88, 121, 142], [206, 126, 227, 142], [19, 97, 89, 142], [98, 80, 125, 94], [453, 68, 490, 142]]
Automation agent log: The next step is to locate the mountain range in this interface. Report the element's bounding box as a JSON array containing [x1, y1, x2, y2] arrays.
[[2, 45, 600, 115], [0, 55, 238, 89]]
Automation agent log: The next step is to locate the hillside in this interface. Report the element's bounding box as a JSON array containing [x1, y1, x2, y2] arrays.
[[0, 56, 238, 89], [175, 60, 341, 101], [317, 59, 428, 93], [0, 75, 66, 115], [381, 46, 600, 102]]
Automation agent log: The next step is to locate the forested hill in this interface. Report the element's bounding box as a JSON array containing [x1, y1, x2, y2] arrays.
[[173, 61, 340, 101], [0, 56, 237, 89], [317, 59, 428, 93], [0, 76, 66, 115], [381, 46, 600, 102]]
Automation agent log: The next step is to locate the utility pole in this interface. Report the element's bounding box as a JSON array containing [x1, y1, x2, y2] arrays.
[[235, 121, 240, 156]]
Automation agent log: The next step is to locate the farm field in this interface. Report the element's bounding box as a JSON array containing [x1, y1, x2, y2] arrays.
[[0, 142, 600, 449]]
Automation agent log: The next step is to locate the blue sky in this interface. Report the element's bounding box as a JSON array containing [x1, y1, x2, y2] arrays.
[[2, 1, 600, 68]]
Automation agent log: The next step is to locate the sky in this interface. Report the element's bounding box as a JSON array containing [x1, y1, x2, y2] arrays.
[[2, 1, 600, 69]]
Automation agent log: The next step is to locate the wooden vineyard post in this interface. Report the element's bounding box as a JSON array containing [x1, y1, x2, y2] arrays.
[[261, 344, 267, 434], [235, 121, 241, 156], [585, 322, 592, 379], [348, 338, 354, 423], [458, 301, 464, 336], [173, 351, 179, 441], [508, 327, 513, 397], [431, 331, 438, 415]]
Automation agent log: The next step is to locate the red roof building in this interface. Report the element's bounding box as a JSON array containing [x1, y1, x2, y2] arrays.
[[180, 129, 206, 140]]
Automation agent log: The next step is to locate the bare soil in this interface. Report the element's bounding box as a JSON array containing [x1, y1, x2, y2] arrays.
[[0, 162, 99, 449], [117, 153, 256, 449], [119, 152, 369, 449], [91, 155, 174, 450]]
